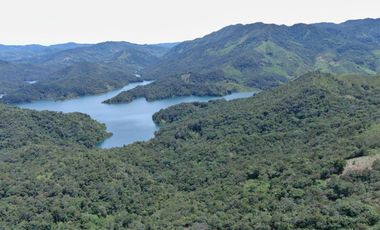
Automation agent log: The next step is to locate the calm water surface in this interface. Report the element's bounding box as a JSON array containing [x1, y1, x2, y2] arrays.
[[18, 81, 254, 148]]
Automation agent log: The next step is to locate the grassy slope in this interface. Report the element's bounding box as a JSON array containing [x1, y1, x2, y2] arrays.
[[146, 19, 380, 83], [102, 19, 380, 104]]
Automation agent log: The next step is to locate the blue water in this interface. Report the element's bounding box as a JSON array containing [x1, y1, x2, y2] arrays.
[[17, 81, 254, 148]]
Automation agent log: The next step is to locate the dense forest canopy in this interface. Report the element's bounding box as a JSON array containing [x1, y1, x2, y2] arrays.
[[0, 72, 379, 228], [103, 71, 248, 104]]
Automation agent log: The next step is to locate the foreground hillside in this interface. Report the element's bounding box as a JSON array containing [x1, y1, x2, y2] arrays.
[[0, 104, 110, 149], [0, 72, 379, 228], [106, 18, 380, 104]]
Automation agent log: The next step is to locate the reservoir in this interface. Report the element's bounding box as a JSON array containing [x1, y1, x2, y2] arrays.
[[18, 81, 254, 148]]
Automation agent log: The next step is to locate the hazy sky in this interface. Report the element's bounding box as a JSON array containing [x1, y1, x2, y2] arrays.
[[1, 0, 379, 45]]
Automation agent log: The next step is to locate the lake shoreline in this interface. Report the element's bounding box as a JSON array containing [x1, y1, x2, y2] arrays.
[[17, 81, 255, 148]]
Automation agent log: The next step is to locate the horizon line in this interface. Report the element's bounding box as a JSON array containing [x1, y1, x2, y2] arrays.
[[0, 17, 378, 47]]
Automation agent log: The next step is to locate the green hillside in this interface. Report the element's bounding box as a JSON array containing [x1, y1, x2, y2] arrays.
[[0, 43, 89, 62], [103, 71, 249, 104], [103, 18, 380, 104], [0, 61, 51, 94], [146, 19, 380, 83], [0, 104, 110, 149], [0, 42, 171, 103], [1, 62, 141, 103], [1, 72, 379, 228], [29, 41, 168, 71]]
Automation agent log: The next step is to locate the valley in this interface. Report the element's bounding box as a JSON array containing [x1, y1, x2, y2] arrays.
[[2, 19, 380, 105], [0, 16, 380, 229], [18, 81, 254, 148]]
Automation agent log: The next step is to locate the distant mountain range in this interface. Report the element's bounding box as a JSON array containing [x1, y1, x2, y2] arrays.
[[1, 18, 380, 228], [1, 18, 380, 103], [0, 42, 172, 103], [104, 18, 380, 103], [0, 43, 90, 61], [146, 18, 380, 83]]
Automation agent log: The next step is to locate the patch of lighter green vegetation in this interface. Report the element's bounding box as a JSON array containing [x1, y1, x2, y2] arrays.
[[356, 123, 380, 151], [314, 52, 339, 72], [221, 81, 257, 92], [355, 64, 377, 75], [263, 65, 288, 77], [222, 65, 243, 78], [220, 36, 249, 56], [243, 180, 270, 194], [255, 41, 309, 77], [338, 73, 380, 87], [372, 50, 380, 57]]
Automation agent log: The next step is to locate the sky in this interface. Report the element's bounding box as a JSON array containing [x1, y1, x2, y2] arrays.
[[0, 0, 379, 45]]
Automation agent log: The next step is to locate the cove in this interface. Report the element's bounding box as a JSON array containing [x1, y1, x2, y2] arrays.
[[17, 81, 254, 148]]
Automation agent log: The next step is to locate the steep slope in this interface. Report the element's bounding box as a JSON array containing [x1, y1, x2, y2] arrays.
[[0, 104, 109, 149], [1, 62, 141, 103], [0, 60, 51, 95], [102, 18, 380, 104], [147, 18, 380, 84], [0, 72, 379, 228], [0, 42, 172, 103]]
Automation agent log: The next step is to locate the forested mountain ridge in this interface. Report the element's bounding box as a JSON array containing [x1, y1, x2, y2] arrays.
[[103, 71, 248, 104], [0, 60, 49, 94], [146, 18, 380, 83], [1, 62, 142, 103], [0, 42, 89, 61], [1, 72, 379, 228], [103, 18, 380, 104], [0, 42, 171, 103], [2, 18, 380, 104], [25, 41, 168, 70]]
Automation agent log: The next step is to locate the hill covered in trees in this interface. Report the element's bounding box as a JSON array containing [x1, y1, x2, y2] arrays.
[[0, 42, 171, 103], [2, 18, 380, 104], [103, 71, 249, 104], [1, 62, 142, 103], [0, 43, 89, 62], [0, 104, 110, 149], [0, 72, 379, 228], [146, 18, 380, 83], [105, 18, 380, 104]]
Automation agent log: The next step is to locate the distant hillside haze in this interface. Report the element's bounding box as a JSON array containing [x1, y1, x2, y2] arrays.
[[0, 42, 172, 103], [25, 42, 168, 69], [1, 18, 380, 103], [0, 43, 90, 61]]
